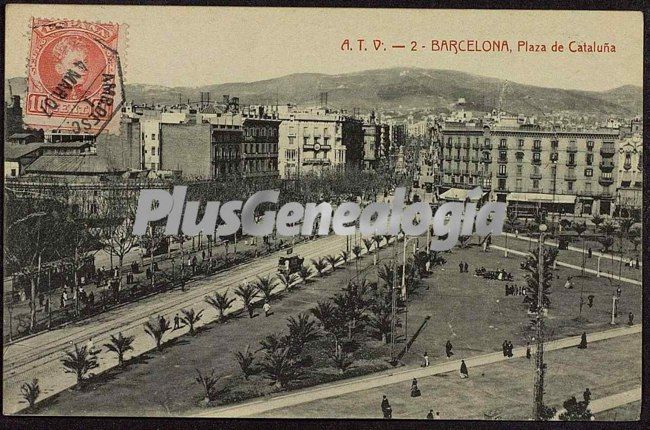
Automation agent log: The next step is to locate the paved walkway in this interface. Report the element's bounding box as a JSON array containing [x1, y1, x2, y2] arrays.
[[552, 387, 641, 419], [490, 245, 642, 286], [194, 324, 641, 418]]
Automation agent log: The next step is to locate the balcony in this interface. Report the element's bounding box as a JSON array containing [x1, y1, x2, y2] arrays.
[[497, 171, 507, 178], [530, 172, 542, 179], [452, 168, 461, 175], [445, 141, 453, 149], [497, 157, 508, 164], [462, 141, 470, 149], [566, 160, 576, 167], [462, 155, 470, 162], [444, 154, 452, 162], [599, 161, 614, 172], [564, 173, 577, 181], [483, 142, 493, 150], [481, 157, 492, 163], [567, 143, 578, 153], [453, 155, 461, 162], [472, 142, 480, 150], [454, 141, 462, 149], [598, 176, 614, 186], [532, 158, 541, 165], [303, 158, 332, 166], [532, 146, 542, 152], [600, 190, 614, 199], [600, 144, 615, 156]]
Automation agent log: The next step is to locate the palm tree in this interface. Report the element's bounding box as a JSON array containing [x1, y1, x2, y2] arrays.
[[311, 257, 329, 277], [373, 235, 384, 250], [629, 229, 641, 252], [599, 235, 615, 253], [234, 345, 257, 380], [286, 313, 320, 356], [352, 244, 362, 260], [181, 308, 204, 336], [523, 247, 558, 312], [377, 262, 396, 287], [204, 290, 236, 322], [333, 281, 372, 340], [367, 306, 394, 343], [325, 254, 342, 271], [254, 274, 277, 302], [276, 272, 300, 292], [103, 332, 135, 368], [362, 238, 374, 257], [261, 348, 299, 389], [298, 265, 314, 283], [572, 222, 588, 275], [20, 379, 40, 409], [340, 250, 350, 265], [259, 332, 288, 355], [61, 344, 99, 389], [143, 315, 171, 351], [234, 284, 258, 318], [599, 221, 617, 238], [195, 368, 220, 404], [591, 214, 604, 232], [330, 348, 354, 374]]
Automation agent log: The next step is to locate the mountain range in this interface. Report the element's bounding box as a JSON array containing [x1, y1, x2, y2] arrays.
[[5, 68, 642, 117]]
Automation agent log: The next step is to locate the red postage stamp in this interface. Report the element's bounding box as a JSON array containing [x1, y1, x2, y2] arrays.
[[24, 18, 126, 135]]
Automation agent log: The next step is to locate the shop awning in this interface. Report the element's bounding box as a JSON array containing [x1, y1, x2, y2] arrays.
[[439, 188, 487, 202], [506, 193, 576, 204]]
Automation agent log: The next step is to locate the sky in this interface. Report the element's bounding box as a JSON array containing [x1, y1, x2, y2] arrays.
[[5, 5, 644, 92]]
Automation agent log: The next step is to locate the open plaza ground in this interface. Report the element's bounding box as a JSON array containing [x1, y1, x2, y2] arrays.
[[24, 232, 642, 418]]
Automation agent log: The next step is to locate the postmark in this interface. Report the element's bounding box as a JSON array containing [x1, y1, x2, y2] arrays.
[[24, 18, 126, 135]]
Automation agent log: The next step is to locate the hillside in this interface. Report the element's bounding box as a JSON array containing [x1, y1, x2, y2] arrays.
[[5, 68, 642, 117]]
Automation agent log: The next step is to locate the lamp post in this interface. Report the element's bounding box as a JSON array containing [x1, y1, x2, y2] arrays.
[[533, 223, 548, 420], [402, 236, 419, 348]]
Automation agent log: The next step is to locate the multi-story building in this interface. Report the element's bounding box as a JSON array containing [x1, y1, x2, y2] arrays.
[[433, 119, 623, 217], [211, 112, 244, 179], [277, 107, 363, 178], [362, 121, 380, 170], [615, 128, 643, 218]]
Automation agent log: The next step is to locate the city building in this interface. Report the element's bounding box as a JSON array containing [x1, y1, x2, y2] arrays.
[[615, 129, 643, 218], [277, 107, 363, 178], [432, 118, 623, 217], [4, 142, 43, 177]]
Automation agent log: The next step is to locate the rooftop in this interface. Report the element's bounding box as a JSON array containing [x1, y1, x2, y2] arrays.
[[4, 142, 44, 160], [25, 154, 119, 175]]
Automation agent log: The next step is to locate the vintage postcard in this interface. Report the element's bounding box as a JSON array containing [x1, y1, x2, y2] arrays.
[[3, 3, 644, 423]]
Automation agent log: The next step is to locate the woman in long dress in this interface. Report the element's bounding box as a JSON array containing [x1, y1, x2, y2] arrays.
[[459, 359, 468, 378]]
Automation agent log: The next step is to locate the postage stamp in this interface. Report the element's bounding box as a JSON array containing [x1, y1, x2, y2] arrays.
[[24, 18, 126, 135]]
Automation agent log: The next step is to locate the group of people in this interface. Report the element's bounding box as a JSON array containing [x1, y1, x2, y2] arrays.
[[420, 341, 454, 367], [504, 284, 527, 297], [475, 267, 514, 281]]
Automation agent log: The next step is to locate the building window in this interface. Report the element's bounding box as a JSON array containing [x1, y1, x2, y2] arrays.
[[586, 153, 593, 165], [585, 168, 593, 177], [533, 179, 539, 189], [567, 181, 573, 191], [516, 178, 522, 190], [533, 140, 541, 149], [498, 164, 507, 174], [621, 181, 631, 188], [586, 141, 594, 150], [499, 139, 507, 148], [11, 168, 17, 176], [151, 147, 156, 156], [585, 182, 591, 193], [533, 152, 541, 161], [551, 140, 558, 149], [518, 139, 524, 148], [499, 151, 507, 161], [152, 134, 156, 140], [516, 165, 522, 175]]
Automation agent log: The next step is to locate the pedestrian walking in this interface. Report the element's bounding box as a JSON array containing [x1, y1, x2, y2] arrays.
[[45, 298, 50, 314], [445, 340, 453, 358], [507, 341, 514, 358], [459, 359, 468, 378], [381, 395, 392, 419], [526, 342, 531, 359], [459, 262, 463, 273], [588, 247, 592, 258], [60, 292, 65, 308], [174, 313, 180, 330], [577, 332, 588, 349], [628, 312, 634, 326], [434, 411, 441, 419], [422, 351, 429, 367], [583, 388, 591, 403], [463, 262, 468, 273], [410, 378, 421, 397], [616, 287, 621, 298], [263, 301, 272, 317], [427, 410, 434, 419], [502, 340, 508, 357]]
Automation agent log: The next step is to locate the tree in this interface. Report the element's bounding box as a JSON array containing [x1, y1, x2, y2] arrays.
[[61, 343, 99, 389], [181, 308, 204, 336], [362, 238, 374, 256], [599, 221, 616, 238], [204, 290, 235, 322], [572, 222, 588, 274], [311, 257, 329, 277], [325, 254, 342, 271], [254, 274, 277, 302], [261, 348, 300, 389], [372, 235, 384, 250], [458, 235, 472, 248], [20, 379, 40, 409], [629, 229, 641, 251], [195, 368, 221, 404], [539, 404, 557, 421], [99, 218, 138, 299], [330, 348, 354, 374], [558, 396, 593, 421], [234, 284, 258, 318], [590, 214, 604, 232], [103, 332, 135, 368], [340, 250, 350, 265], [276, 272, 300, 292], [523, 247, 558, 312], [367, 306, 394, 343], [333, 281, 372, 340], [286, 313, 320, 356], [352, 245, 362, 261], [234, 345, 257, 380], [298, 265, 314, 283], [259, 332, 288, 355], [377, 263, 396, 287], [599, 236, 614, 253], [143, 315, 171, 351]]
